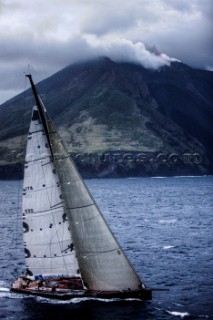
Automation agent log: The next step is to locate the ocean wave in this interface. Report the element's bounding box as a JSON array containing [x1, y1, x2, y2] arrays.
[[163, 245, 175, 250], [36, 296, 142, 304], [166, 310, 190, 318], [0, 287, 10, 292], [150, 176, 167, 179], [159, 219, 177, 224], [172, 176, 206, 178]]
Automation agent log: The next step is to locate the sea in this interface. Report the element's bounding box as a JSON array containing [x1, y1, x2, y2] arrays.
[[0, 176, 212, 320]]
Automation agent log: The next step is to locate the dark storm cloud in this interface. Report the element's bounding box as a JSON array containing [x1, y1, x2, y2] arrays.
[[0, 0, 212, 103]]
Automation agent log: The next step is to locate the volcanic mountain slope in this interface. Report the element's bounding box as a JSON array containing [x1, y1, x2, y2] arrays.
[[0, 57, 212, 178]]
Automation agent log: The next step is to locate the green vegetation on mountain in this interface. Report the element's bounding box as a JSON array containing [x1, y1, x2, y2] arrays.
[[0, 57, 212, 178]]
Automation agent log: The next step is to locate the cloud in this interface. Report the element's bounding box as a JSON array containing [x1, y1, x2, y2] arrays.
[[83, 35, 178, 68], [0, 34, 177, 96], [0, 0, 212, 104]]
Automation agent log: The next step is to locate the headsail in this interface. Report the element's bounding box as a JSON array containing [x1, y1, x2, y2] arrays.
[[22, 106, 79, 276], [47, 120, 143, 291]]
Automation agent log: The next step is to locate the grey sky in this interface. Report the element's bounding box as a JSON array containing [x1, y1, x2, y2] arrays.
[[0, 0, 212, 104]]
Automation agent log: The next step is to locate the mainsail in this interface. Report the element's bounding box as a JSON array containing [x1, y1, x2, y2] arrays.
[[25, 75, 144, 292], [22, 105, 79, 276]]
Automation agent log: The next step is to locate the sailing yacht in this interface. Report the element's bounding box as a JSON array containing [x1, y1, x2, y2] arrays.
[[11, 75, 152, 300]]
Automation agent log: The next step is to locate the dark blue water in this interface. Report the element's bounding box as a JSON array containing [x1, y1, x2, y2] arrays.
[[0, 177, 213, 319]]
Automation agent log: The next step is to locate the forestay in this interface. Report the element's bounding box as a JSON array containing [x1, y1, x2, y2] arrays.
[[22, 106, 79, 276], [47, 116, 143, 291]]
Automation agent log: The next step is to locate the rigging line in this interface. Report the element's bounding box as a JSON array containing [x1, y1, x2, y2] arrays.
[[15, 75, 28, 278]]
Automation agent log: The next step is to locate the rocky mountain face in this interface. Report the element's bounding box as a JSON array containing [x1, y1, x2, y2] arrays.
[[0, 57, 213, 178]]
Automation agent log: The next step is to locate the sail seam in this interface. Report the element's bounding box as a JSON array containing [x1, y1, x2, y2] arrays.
[[23, 206, 64, 215], [41, 161, 53, 166], [25, 265, 77, 269], [67, 203, 94, 210], [26, 255, 75, 259], [24, 240, 71, 246], [79, 248, 119, 255], [54, 155, 70, 160], [23, 185, 59, 193], [51, 202, 63, 208]]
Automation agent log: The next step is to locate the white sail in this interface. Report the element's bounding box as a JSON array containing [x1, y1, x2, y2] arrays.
[[22, 106, 79, 276], [47, 117, 143, 291], [11, 75, 151, 301]]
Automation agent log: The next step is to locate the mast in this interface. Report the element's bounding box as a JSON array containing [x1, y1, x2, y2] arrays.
[[26, 74, 52, 154]]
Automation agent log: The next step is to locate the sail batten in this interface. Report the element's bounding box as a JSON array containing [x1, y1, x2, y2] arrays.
[[25, 157, 51, 163]]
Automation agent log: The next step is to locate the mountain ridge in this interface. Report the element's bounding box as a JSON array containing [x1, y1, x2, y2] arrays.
[[0, 57, 212, 178]]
